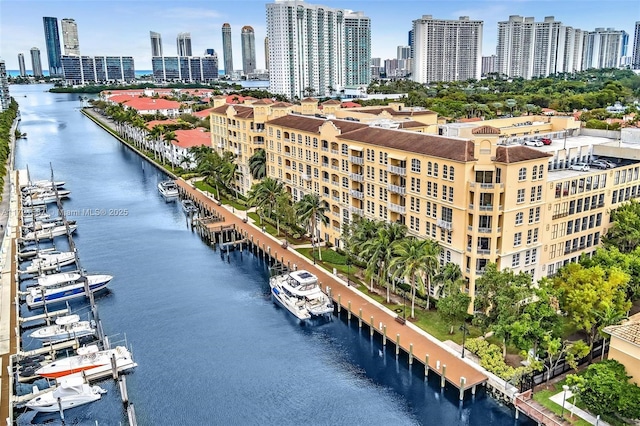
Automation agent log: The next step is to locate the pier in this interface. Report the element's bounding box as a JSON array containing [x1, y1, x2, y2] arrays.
[[176, 179, 488, 395]]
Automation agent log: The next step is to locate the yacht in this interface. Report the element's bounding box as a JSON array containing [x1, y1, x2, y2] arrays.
[[158, 180, 179, 201], [26, 272, 113, 308], [35, 344, 136, 379], [29, 314, 96, 343], [181, 199, 198, 214], [269, 270, 334, 321], [21, 223, 78, 242], [19, 250, 76, 275], [22, 189, 71, 206], [26, 376, 106, 412]]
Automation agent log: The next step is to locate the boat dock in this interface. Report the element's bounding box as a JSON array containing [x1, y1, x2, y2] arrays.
[[176, 179, 489, 395]]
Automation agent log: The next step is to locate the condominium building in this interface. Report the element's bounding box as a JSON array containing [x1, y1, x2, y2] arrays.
[[412, 15, 483, 83], [61, 18, 80, 56], [30, 48, 43, 77], [61, 55, 135, 84], [18, 53, 27, 77], [222, 23, 233, 76], [481, 55, 496, 75], [151, 56, 218, 83], [0, 60, 9, 112], [266, 0, 346, 99], [344, 10, 371, 86], [150, 31, 163, 57], [264, 37, 269, 70], [177, 32, 192, 57], [583, 28, 627, 69], [632, 22, 640, 69], [241, 26, 256, 75], [43, 17, 63, 76], [207, 99, 640, 303]]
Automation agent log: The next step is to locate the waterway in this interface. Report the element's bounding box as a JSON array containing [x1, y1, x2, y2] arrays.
[[11, 84, 533, 425]]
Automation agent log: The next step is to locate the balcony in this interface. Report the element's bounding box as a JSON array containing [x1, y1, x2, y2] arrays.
[[301, 173, 311, 181], [349, 156, 364, 165], [477, 248, 491, 255], [387, 165, 406, 176], [552, 212, 568, 220], [350, 206, 364, 216], [350, 173, 364, 182], [332, 196, 340, 202], [331, 210, 340, 217], [479, 204, 493, 211], [234, 149, 241, 155], [331, 149, 340, 155], [387, 184, 406, 195], [436, 219, 453, 231], [349, 190, 364, 199], [331, 165, 340, 171], [388, 202, 406, 214], [478, 227, 493, 234], [331, 181, 340, 187]]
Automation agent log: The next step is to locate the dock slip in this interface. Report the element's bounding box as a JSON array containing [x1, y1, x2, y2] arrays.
[[176, 179, 488, 392]]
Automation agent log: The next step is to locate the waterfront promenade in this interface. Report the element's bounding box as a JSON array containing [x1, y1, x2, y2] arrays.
[[176, 178, 488, 393]]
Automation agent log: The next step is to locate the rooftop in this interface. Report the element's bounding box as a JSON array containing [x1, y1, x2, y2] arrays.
[[172, 128, 211, 149]]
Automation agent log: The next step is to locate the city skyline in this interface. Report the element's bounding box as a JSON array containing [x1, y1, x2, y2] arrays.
[[0, 0, 638, 71]]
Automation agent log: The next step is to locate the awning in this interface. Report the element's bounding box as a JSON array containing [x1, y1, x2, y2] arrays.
[[348, 145, 363, 151], [388, 153, 407, 161]]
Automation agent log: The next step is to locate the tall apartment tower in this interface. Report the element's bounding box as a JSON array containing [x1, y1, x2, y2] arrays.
[[344, 10, 371, 86], [496, 15, 536, 78], [222, 23, 233, 75], [266, 0, 346, 99], [150, 31, 163, 57], [18, 53, 27, 76], [561, 27, 587, 74], [583, 28, 626, 69], [481, 55, 497, 75], [241, 26, 256, 75], [176, 32, 192, 57], [30, 47, 43, 77], [61, 18, 80, 56], [43, 17, 63, 76], [412, 15, 483, 83], [632, 22, 640, 69], [532, 16, 564, 77], [0, 60, 9, 112], [264, 37, 269, 70], [408, 29, 414, 58]]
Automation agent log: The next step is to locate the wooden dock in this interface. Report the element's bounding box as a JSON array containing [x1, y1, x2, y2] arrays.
[[176, 179, 488, 393]]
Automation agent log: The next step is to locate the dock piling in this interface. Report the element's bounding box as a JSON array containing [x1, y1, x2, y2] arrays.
[[459, 377, 466, 400], [337, 295, 341, 313], [441, 365, 447, 388], [347, 301, 351, 320], [370, 316, 374, 337], [395, 334, 400, 356], [409, 344, 413, 364], [110, 354, 118, 380], [425, 354, 429, 377], [383, 325, 387, 345], [358, 308, 362, 328]]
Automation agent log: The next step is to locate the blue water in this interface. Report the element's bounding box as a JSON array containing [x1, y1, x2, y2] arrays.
[[11, 84, 533, 425]]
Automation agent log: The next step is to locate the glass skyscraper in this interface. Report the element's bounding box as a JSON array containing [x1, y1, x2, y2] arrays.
[[43, 17, 63, 76], [222, 23, 233, 76], [30, 47, 43, 77], [241, 26, 256, 75]]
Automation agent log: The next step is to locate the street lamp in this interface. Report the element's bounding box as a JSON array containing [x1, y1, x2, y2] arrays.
[[561, 385, 569, 419], [460, 324, 469, 358]]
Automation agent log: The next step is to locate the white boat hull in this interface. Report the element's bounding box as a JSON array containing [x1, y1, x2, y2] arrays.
[[35, 345, 136, 379], [30, 321, 96, 343], [26, 378, 105, 413], [20, 251, 76, 274], [21, 224, 78, 242], [270, 282, 312, 321], [26, 274, 112, 308]]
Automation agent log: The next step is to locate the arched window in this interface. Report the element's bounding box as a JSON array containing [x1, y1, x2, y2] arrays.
[[518, 167, 527, 181], [449, 166, 455, 181], [434, 163, 439, 177], [427, 162, 433, 176], [443, 165, 448, 179]]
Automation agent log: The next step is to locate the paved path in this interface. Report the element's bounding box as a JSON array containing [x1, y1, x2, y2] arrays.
[[177, 178, 488, 391], [549, 390, 610, 425]]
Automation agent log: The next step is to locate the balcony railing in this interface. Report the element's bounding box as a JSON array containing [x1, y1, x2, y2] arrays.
[[436, 219, 453, 231], [331, 149, 340, 155], [387, 184, 406, 195], [349, 156, 364, 165], [388, 202, 406, 214], [387, 165, 406, 176], [301, 173, 311, 181], [479, 204, 493, 211], [350, 190, 364, 199], [331, 165, 340, 171], [331, 181, 340, 187], [477, 248, 491, 255], [478, 227, 493, 233], [350, 206, 364, 216], [332, 196, 340, 202], [350, 173, 364, 182]]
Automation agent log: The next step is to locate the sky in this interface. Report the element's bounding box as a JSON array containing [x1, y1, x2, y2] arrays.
[[1, 0, 638, 71]]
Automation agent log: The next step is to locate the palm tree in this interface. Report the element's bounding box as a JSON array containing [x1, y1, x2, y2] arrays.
[[436, 262, 463, 298], [162, 130, 178, 167], [389, 238, 433, 319], [247, 177, 284, 225], [295, 194, 328, 261], [148, 126, 164, 160], [248, 148, 266, 179], [505, 98, 518, 115], [360, 222, 406, 299]]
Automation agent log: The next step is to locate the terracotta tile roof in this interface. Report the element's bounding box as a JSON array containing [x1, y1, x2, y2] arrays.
[[211, 105, 230, 114], [472, 125, 501, 135], [108, 94, 138, 104], [494, 146, 553, 163], [266, 115, 368, 134], [233, 105, 255, 118], [193, 108, 215, 118], [271, 102, 293, 108], [341, 101, 361, 108], [322, 99, 341, 105], [121, 97, 182, 111], [337, 127, 475, 162], [354, 107, 436, 117], [397, 120, 428, 129], [301, 97, 318, 103], [225, 94, 256, 104], [604, 321, 640, 346], [146, 119, 178, 130], [458, 117, 483, 123], [172, 128, 211, 149], [252, 98, 275, 105]]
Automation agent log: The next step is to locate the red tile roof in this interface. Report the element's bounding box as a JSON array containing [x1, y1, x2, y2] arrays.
[[225, 95, 257, 104], [121, 97, 182, 111], [494, 146, 552, 163], [193, 108, 215, 118], [458, 117, 483, 123], [341, 101, 361, 108], [146, 119, 178, 130], [172, 128, 211, 149]]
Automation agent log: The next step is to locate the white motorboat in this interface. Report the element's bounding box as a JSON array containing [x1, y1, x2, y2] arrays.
[[25, 376, 106, 412], [181, 199, 198, 214], [19, 250, 76, 274], [29, 314, 96, 343], [26, 272, 113, 308], [269, 270, 334, 321], [22, 218, 74, 233], [18, 246, 57, 260], [24, 179, 66, 189], [22, 190, 71, 206], [35, 344, 136, 379], [158, 180, 179, 200], [21, 223, 78, 242]]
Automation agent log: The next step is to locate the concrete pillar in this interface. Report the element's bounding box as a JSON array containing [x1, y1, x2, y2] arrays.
[[441, 365, 446, 388]]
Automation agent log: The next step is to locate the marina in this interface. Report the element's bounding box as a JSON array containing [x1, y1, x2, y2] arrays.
[[1, 85, 535, 425]]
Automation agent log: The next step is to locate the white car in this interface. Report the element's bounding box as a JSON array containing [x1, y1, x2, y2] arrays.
[[523, 140, 543, 147], [569, 163, 590, 171]]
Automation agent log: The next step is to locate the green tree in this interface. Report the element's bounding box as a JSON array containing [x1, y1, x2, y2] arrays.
[[360, 221, 406, 298], [248, 148, 266, 179], [295, 194, 329, 261], [580, 246, 640, 300], [602, 200, 640, 253], [247, 177, 284, 224], [436, 278, 471, 334], [162, 130, 178, 166], [596, 306, 628, 361]]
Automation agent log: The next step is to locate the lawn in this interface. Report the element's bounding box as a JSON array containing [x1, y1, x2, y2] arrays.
[[533, 377, 593, 426], [193, 180, 248, 211], [248, 213, 307, 244], [296, 247, 363, 285]]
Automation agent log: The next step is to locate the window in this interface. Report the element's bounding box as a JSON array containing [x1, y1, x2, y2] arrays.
[[411, 159, 421, 173], [411, 177, 421, 193], [434, 163, 439, 177], [449, 166, 455, 181], [410, 216, 420, 232], [515, 212, 523, 225], [410, 197, 420, 213], [518, 167, 527, 181], [537, 185, 543, 201], [512, 253, 521, 268], [532, 166, 538, 180], [441, 206, 453, 223], [442, 185, 448, 201], [528, 208, 535, 224], [530, 187, 536, 203], [443, 165, 448, 180], [517, 189, 525, 203], [448, 186, 453, 202], [427, 162, 433, 176], [341, 144, 348, 155], [514, 232, 522, 246], [538, 165, 544, 180]]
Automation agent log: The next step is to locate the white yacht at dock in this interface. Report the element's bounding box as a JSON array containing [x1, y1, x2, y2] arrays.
[[269, 270, 334, 321]]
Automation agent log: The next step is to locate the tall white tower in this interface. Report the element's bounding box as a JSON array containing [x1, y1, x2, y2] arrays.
[[61, 18, 80, 56]]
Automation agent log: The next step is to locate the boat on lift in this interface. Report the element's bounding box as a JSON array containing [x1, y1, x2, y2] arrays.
[[20, 223, 78, 242], [25, 376, 106, 412], [22, 190, 71, 206], [19, 250, 76, 274], [269, 270, 334, 321], [29, 314, 96, 343], [26, 272, 112, 308], [35, 344, 136, 379]]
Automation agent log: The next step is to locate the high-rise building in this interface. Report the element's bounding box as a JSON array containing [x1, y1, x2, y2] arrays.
[[370, 57, 382, 79], [61, 18, 80, 56], [583, 28, 626, 69], [481, 55, 497, 75], [151, 56, 218, 83], [408, 29, 414, 58], [344, 10, 371, 86], [632, 22, 640, 69], [412, 15, 483, 83], [18, 53, 27, 77], [204, 49, 215, 56], [397, 46, 411, 60], [496, 15, 536, 78], [30, 47, 43, 77], [150, 31, 163, 57], [241, 26, 256, 75], [264, 37, 269, 70], [177, 32, 192, 57], [61, 55, 135, 84], [222, 23, 233, 76], [266, 0, 347, 99], [43, 17, 63, 76], [560, 27, 587, 74], [0, 60, 10, 112]]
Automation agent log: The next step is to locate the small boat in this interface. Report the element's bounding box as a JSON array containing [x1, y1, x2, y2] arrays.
[[29, 314, 96, 343], [22, 218, 74, 233], [21, 223, 78, 242], [35, 345, 136, 379], [19, 250, 76, 274], [18, 246, 57, 260], [25, 376, 106, 412], [181, 199, 198, 214], [23, 190, 71, 206], [269, 270, 334, 321], [158, 180, 179, 200], [26, 180, 66, 189], [26, 272, 113, 308]]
